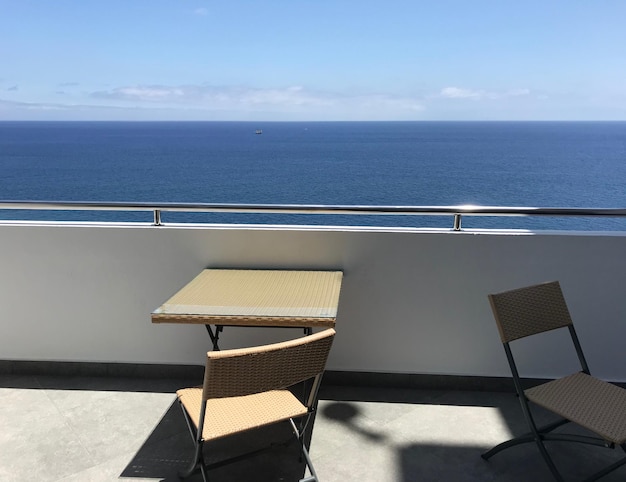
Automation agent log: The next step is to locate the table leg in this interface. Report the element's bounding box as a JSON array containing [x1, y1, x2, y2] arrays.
[[205, 325, 224, 350]]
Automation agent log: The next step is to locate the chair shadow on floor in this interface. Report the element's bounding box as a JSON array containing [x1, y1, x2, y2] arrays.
[[398, 435, 626, 482], [120, 399, 311, 482], [316, 385, 626, 482]]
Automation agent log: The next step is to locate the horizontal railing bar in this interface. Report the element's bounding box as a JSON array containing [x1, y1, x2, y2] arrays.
[[1, 200, 626, 218]]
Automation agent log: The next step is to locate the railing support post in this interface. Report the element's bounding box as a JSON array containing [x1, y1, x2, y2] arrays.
[[153, 209, 162, 226], [453, 213, 462, 231]]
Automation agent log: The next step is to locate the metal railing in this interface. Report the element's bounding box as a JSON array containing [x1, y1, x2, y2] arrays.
[[2, 200, 626, 231]]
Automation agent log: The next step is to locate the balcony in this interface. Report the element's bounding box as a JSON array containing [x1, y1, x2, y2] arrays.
[[2, 373, 626, 481], [1, 202, 626, 480]]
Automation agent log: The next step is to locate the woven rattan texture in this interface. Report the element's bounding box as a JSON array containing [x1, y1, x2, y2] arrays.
[[155, 269, 342, 320], [173, 270, 340, 310], [151, 312, 334, 327], [525, 372, 626, 445], [489, 281, 573, 343], [177, 388, 308, 441], [202, 328, 335, 400]]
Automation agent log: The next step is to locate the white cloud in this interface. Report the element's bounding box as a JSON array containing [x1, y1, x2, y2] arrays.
[[237, 86, 333, 106], [440, 87, 483, 99], [2, 84, 424, 120], [193, 7, 208, 16], [0, 98, 116, 111], [96, 86, 186, 101], [506, 88, 530, 97], [90, 84, 423, 116], [439, 86, 530, 100]]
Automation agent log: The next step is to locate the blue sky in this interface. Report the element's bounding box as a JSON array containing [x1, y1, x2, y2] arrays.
[[1, 1, 626, 121]]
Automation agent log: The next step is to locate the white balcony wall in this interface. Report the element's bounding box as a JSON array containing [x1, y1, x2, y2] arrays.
[[1, 222, 625, 382]]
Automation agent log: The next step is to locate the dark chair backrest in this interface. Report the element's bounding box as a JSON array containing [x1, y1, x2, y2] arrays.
[[202, 328, 336, 400], [488, 281, 573, 343]]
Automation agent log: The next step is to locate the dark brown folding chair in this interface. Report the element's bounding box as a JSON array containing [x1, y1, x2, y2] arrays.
[[177, 328, 335, 482], [482, 281, 626, 481]]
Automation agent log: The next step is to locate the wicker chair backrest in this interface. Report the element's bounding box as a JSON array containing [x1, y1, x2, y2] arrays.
[[488, 281, 573, 343], [202, 328, 335, 400]]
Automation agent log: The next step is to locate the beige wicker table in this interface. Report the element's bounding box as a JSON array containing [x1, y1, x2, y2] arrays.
[[152, 269, 343, 349]]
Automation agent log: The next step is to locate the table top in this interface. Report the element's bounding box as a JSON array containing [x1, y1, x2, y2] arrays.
[[151, 269, 343, 328]]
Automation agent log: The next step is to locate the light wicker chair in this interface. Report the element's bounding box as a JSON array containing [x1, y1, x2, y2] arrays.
[[177, 328, 335, 482], [482, 281, 626, 481]]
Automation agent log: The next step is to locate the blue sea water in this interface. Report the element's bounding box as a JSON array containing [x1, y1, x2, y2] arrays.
[[1, 121, 625, 230]]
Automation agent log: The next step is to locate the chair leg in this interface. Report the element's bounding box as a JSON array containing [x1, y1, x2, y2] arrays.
[[534, 437, 565, 482], [298, 443, 318, 482], [483, 416, 571, 461], [482, 433, 564, 481], [178, 399, 209, 481], [481, 432, 535, 459], [482, 396, 572, 481], [179, 441, 208, 481], [199, 461, 210, 482], [290, 417, 318, 482]]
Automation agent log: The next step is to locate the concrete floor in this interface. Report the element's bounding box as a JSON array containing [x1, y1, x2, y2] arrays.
[[1, 374, 625, 482]]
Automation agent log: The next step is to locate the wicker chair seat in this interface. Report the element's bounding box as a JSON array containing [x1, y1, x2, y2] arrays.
[[525, 372, 626, 445], [177, 387, 308, 441]]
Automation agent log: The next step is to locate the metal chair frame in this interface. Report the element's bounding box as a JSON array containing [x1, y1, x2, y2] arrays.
[[482, 281, 626, 482]]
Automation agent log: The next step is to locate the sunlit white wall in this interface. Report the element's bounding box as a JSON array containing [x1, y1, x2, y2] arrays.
[[1, 222, 625, 381]]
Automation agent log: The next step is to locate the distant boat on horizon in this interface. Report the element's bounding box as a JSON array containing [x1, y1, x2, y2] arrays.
[[255, 129, 263, 135]]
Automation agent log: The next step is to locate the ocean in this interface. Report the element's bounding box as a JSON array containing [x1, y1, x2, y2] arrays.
[[1, 121, 625, 230]]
